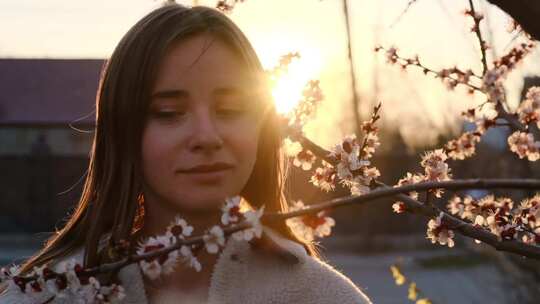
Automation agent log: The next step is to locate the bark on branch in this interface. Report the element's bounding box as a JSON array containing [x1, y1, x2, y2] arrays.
[[288, 133, 540, 259]]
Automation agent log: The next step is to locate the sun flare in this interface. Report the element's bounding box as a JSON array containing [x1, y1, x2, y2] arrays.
[[263, 52, 321, 114]]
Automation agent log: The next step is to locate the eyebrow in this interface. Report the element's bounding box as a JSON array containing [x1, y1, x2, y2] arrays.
[[151, 89, 189, 100], [151, 87, 248, 100]]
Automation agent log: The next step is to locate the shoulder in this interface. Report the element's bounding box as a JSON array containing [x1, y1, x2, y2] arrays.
[[227, 227, 372, 304], [299, 254, 372, 304]]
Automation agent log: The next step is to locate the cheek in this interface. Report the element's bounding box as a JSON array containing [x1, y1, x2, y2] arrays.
[[141, 125, 174, 183], [230, 121, 260, 173]]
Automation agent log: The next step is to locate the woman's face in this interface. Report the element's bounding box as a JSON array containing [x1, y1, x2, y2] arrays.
[[141, 33, 261, 213]]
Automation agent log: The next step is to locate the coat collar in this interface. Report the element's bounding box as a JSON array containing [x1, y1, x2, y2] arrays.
[[1, 227, 307, 304], [120, 226, 308, 304]]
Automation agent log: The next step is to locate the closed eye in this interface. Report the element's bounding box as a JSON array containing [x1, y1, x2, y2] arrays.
[[150, 110, 186, 121]]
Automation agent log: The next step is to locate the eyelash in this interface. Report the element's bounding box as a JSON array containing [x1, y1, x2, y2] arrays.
[[150, 108, 246, 120], [152, 111, 184, 119]]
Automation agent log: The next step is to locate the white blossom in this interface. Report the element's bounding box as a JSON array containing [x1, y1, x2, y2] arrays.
[[283, 135, 316, 171], [393, 172, 423, 208], [203, 225, 226, 254], [517, 86, 540, 128], [426, 212, 455, 248], [166, 215, 194, 239], [293, 149, 316, 171], [232, 206, 265, 242], [179, 245, 202, 272], [446, 132, 481, 160], [421, 149, 452, 197], [482, 66, 507, 104], [137, 235, 178, 280], [310, 161, 336, 192], [392, 202, 406, 213], [286, 201, 335, 242], [282, 137, 302, 157], [221, 196, 242, 225], [385, 47, 398, 63], [507, 131, 540, 161], [363, 133, 381, 159]]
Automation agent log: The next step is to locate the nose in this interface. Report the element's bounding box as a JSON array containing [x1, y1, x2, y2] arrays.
[[187, 110, 224, 153]]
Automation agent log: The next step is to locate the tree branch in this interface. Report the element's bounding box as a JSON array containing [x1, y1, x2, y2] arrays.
[[285, 132, 540, 259], [468, 0, 489, 75]]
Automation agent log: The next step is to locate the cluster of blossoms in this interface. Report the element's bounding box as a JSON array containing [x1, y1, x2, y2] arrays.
[[447, 194, 540, 244], [282, 88, 381, 197], [444, 106, 497, 161], [1, 196, 266, 303], [267, 53, 323, 135], [285, 200, 335, 242], [426, 212, 455, 248], [309, 160, 338, 192], [507, 86, 540, 161], [137, 196, 264, 280], [481, 66, 508, 104], [420, 149, 452, 191], [492, 42, 535, 71], [328, 133, 381, 196], [277, 63, 323, 172], [445, 131, 482, 160], [482, 41, 535, 105], [507, 131, 540, 161], [437, 67, 475, 91], [137, 215, 198, 279], [0, 261, 126, 303], [391, 173, 423, 214], [266, 52, 301, 80], [392, 149, 452, 213], [221, 196, 265, 242], [287, 80, 324, 129], [283, 137, 316, 170], [517, 86, 540, 128], [308, 120, 381, 196], [375, 45, 480, 93], [278, 80, 324, 164], [377, 19, 539, 164], [450, 85, 540, 163]]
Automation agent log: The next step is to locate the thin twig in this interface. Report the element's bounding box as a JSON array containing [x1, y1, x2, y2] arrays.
[[468, 0, 489, 75]]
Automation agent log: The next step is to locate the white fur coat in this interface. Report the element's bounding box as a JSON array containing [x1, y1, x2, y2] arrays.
[[0, 227, 372, 304]]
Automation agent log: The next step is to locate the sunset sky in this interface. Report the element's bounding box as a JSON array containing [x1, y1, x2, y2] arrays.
[[2, 0, 539, 148]]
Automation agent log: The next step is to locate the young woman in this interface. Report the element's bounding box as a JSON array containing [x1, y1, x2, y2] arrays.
[[1, 3, 371, 303]]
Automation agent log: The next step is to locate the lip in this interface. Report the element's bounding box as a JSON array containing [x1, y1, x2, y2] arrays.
[[176, 163, 233, 184], [177, 162, 234, 173]]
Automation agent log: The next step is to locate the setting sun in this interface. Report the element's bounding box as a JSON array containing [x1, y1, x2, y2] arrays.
[[258, 49, 321, 114]]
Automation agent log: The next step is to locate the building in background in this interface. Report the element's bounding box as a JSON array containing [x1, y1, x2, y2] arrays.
[[0, 58, 103, 232]]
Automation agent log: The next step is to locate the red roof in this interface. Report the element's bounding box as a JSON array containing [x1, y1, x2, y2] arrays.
[[0, 58, 105, 126]]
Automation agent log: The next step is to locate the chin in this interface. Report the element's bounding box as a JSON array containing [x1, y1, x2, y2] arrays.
[[176, 194, 227, 210]]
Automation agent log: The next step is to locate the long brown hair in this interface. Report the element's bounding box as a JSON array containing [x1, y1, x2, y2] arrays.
[[20, 3, 317, 274]]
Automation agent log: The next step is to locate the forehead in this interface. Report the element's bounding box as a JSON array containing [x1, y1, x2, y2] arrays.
[[153, 33, 254, 90]]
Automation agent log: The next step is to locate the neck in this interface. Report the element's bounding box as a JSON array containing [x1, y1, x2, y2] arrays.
[[136, 193, 224, 300], [139, 201, 222, 240]]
